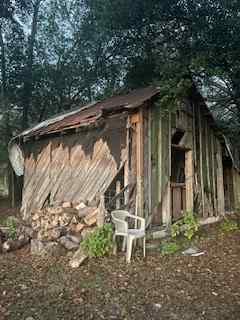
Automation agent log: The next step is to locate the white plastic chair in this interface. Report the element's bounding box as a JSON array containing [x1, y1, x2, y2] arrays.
[[111, 210, 146, 263]]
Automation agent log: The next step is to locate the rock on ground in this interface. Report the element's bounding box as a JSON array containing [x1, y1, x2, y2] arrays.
[[59, 236, 79, 251], [31, 239, 65, 257]]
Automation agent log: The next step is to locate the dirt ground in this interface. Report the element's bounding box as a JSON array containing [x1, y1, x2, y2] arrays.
[[0, 221, 240, 320]]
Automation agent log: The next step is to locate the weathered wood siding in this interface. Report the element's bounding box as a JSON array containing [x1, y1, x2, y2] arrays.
[[145, 97, 225, 226], [21, 114, 127, 221], [233, 169, 240, 210], [149, 105, 171, 225]]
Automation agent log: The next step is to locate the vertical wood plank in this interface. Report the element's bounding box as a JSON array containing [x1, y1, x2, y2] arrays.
[[148, 108, 152, 216], [198, 106, 205, 217], [185, 150, 194, 212], [134, 109, 144, 217], [162, 113, 171, 226], [138, 109, 144, 217], [211, 133, 217, 215], [216, 140, 225, 216], [116, 180, 121, 209], [124, 117, 130, 205]]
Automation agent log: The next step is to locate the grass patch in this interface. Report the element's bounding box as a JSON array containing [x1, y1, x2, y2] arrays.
[[80, 275, 103, 289], [160, 241, 180, 255], [0, 215, 7, 225], [0, 216, 18, 240], [82, 224, 113, 257], [219, 219, 239, 233]]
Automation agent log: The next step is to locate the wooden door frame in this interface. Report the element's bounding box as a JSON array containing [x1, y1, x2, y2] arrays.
[[170, 146, 194, 220]]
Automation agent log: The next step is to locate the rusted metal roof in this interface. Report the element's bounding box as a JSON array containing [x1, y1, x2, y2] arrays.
[[17, 86, 160, 141]]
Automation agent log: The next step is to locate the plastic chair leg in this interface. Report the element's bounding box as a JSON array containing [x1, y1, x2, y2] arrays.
[[126, 236, 133, 263], [113, 234, 117, 255], [122, 237, 126, 252], [143, 237, 146, 258]]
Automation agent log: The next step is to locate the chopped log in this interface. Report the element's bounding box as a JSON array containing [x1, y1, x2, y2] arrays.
[[74, 223, 85, 233], [62, 202, 72, 208], [78, 207, 97, 219], [2, 236, 30, 253], [84, 208, 99, 226], [75, 202, 86, 210], [71, 216, 78, 224], [69, 246, 87, 268], [62, 207, 78, 215], [47, 206, 64, 215], [37, 228, 62, 241]]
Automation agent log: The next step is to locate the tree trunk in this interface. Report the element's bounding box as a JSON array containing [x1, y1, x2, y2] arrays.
[[22, 0, 42, 129], [0, 25, 6, 99]]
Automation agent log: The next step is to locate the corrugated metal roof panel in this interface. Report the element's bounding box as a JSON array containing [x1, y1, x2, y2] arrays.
[[17, 86, 160, 140]]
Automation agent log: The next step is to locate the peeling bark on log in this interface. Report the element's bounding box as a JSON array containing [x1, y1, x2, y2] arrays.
[[2, 237, 30, 253]]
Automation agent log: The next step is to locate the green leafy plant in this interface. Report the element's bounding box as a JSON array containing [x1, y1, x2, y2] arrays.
[[171, 211, 200, 240], [160, 241, 180, 255], [82, 224, 113, 258], [219, 219, 239, 233], [5, 217, 18, 240]]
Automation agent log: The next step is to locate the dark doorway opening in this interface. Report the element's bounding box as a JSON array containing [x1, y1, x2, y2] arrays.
[[171, 147, 186, 221], [223, 157, 234, 212]]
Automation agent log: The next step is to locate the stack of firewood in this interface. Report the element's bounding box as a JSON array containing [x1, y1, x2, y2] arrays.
[[31, 202, 100, 241], [0, 196, 106, 261], [29, 200, 105, 254]]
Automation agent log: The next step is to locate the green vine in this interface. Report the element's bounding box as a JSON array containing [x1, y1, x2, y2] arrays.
[[82, 224, 113, 258], [171, 211, 200, 240]]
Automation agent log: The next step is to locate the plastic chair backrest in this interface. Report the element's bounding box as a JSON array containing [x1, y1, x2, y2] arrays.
[[111, 210, 129, 234]]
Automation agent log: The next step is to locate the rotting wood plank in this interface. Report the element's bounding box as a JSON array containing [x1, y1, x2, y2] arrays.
[[116, 180, 121, 209], [148, 108, 152, 217], [211, 133, 217, 215], [185, 150, 194, 212], [198, 106, 205, 217], [124, 118, 130, 205], [216, 140, 225, 216], [136, 108, 144, 217], [162, 112, 171, 226]]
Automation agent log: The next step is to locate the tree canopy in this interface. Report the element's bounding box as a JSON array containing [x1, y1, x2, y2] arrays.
[[0, 0, 240, 152]]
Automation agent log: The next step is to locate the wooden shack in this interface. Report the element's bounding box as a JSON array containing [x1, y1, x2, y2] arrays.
[[9, 86, 240, 228]]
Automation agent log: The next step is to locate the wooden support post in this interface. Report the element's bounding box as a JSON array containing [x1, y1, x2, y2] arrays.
[[158, 111, 162, 206], [162, 182, 171, 226], [148, 108, 152, 216], [216, 141, 225, 216], [116, 180, 121, 209], [124, 118, 130, 205], [136, 109, 144, 217], [162, 113, 172, 226], [185, 150, 194, 212]]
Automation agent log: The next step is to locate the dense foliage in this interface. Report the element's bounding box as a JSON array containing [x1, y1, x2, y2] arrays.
[[82, 224, 113, 257], [1, 0, 240, 153]]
